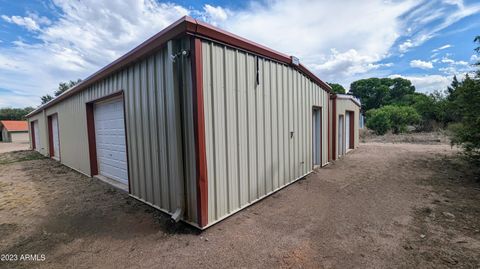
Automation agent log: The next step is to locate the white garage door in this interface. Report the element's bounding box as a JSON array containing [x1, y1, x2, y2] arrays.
[[346, 112, 350, 151], [94, 98, 128, 185], [33, 121, 41, 152], [51, 114, 60, 159]]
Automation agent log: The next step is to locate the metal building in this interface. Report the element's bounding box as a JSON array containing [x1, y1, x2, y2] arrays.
[[329, 94, 361, 160], [0, 120, 29, 143], [26, 16, 355, 229]]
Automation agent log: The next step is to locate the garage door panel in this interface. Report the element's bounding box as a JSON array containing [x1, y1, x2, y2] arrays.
[[94, 98, 128, 185], [51, 114, 60, 159], [98, 149, 127, 162], [33, 121, 40, 151], [97, 141, 126, 150], [98, 157, 127, 169]]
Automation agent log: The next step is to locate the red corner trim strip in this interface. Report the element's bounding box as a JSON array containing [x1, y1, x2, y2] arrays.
[[192, 37, 208, 227]]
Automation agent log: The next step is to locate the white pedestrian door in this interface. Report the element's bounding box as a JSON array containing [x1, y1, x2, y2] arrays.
[[346, 112, 350, 150], [94, 98, 128, 185], [338, 115, 344, 157], [33, 121, 40, 151], [312, 109, 321, 166], [51, 114, 60, 159]]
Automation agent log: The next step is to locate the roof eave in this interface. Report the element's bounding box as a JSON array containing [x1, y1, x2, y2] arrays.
[[27, 16, 331, 117], [27, 16, 193, 117]]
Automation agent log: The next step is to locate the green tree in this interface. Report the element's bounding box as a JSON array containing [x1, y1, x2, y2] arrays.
[[447, 75, 460, 99], [366, 105, 420, 135], [0, 107, 35, 120], [350, 77, 416, 112], [54, 79, 82, 97], [387, 77, 416, 104], [327, 82, 346, 94], [366, 108, 391, 135], [400, 91, 449, 130], [448, 74, 480, 163], [350, 78, 390, 111], [40, 94, 54, 104], [447, 36, 480, 164], [40, 79, 82, 104]]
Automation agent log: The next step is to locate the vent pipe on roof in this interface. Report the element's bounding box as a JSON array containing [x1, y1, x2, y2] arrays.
[[291, 56, 300, 66]]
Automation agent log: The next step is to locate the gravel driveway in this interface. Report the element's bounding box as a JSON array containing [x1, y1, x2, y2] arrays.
[[0, 141, 479, 268]]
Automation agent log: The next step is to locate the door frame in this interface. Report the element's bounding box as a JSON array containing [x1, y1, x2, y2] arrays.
[[86, 90, 131, 193], [312, 106, 322, 168], [345, 111, 350, 151], [47, 113, 60, 160], [338, 114, 344, 157], [30, 121, 36, 150], [347, 111, 355, 150]]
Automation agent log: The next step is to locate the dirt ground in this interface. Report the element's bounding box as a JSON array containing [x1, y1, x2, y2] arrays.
[[0, 136, 479, 268], [0, 142, 29, 154], [360, 129, 451, 145]]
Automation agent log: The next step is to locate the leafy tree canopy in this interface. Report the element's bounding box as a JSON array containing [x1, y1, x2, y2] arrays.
[[350, 77, 415, 111], [447, 37, 480, 163], [327, 83, 346, 94], [366, 105, 420, 135], [54, 79, 82, 97], [41, 79, 82, 104], [41, 95, 54, 105], [0, 107, 35, 120]]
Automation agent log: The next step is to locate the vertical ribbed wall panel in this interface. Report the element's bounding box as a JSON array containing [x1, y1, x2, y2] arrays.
[[202, 40, 330, 224], [28, 37, 197, 224]]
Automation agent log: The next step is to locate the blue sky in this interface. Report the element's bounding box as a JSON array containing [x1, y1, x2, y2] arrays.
[[0, 0, 479, 108]]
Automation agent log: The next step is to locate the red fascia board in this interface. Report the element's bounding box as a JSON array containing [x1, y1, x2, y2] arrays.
[[27, 16, 331, 117], [192, 20, 291, 63], [190, 20, 331, 92], [27, 16, 192, 117], [298, 64, 331, 91]]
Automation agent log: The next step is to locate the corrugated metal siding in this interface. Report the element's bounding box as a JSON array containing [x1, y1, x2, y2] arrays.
[[334, 98, 360, 157], [27, 37, 197, 223], [28, 112, 48, 155], [202, 40, 329, 224]]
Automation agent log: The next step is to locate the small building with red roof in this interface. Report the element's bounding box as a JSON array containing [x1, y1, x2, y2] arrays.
[[0, 120, 29, 143]]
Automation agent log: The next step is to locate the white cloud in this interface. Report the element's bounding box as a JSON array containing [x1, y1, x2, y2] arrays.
[[389, 74, 451, 93], [399, 40, 414, 53], [439, 64, 472, 75], [1, 15, 41, 31], [217, 0, 416, 84], [202, 4, 229, 26], [410, 59, 434, 69], [443, 0, 464, 8], [0, 0, 190, 107], [438, 56, 473, 75], [397, 0, 480, 52], [471, 54, 480, 63], [310, 49, 395, 81], [441, 57, 455, 64], [432, 44, 452, 52], [311, 49, 380, 76], [0, 0, 479, 107]]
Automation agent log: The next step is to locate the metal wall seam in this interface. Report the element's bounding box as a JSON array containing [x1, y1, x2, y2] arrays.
[[26, 37, 198, 224], [202, 39, 330, 225]]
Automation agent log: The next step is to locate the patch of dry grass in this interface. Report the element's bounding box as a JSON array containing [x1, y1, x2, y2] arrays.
[[0, 150, 45, 165]]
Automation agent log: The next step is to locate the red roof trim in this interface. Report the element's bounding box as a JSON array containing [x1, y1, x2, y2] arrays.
[[27, 16, 331, 117]]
